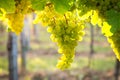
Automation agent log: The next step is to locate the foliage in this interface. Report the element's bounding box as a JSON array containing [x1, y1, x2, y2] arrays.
[[31, 0, 47, 11], [0, 0, 120, 70], [105, 10, 120, 36], [0, 0, 15, 13], [50, 0, 74, 14]]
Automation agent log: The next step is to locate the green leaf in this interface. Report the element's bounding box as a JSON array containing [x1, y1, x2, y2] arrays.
[[105, 10, 120, 35], [50, 0, 73, 14], [0, 0, 15, 13], [31, 0, 47, 11]]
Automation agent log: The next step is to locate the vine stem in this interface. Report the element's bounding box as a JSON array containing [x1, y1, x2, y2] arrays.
[[64, 14, 68, 25]]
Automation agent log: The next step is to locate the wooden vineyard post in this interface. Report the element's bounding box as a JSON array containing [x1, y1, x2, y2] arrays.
[[20, 31, 27, 73], [7, 32, 18, 80], [114, 58, 120, 80], [20, 16, 30, 73], [88, 23, 94, 68]]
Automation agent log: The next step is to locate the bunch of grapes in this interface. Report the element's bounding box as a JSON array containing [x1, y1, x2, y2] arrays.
[[54, 13, 85, 70], [34, 4, 85, 70], [5, 13, 24, 35], [34, 4, 60, 26], [3, 0, 31, 35]]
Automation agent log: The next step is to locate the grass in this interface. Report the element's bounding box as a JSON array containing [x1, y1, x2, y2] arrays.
[[0, 57, 8, 74], [27, 55, 58, 72], [0, 33, 7, 52], [26, 55, 115, 72], [91, 57, 115, 71], [94, 46, 112, 53], [0, 46, 6, 52], [0, 55, 115, 73]]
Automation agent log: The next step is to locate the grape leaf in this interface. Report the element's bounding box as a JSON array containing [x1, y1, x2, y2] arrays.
[[31, 0, 47, 11], [105, 10, 120, 36], [0, 0, 15, 13], [50, 0, 73, 14]]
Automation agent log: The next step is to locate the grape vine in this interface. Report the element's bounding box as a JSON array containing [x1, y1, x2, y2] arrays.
[[77, 0, 120, 61], [0, 0, 120, 70]]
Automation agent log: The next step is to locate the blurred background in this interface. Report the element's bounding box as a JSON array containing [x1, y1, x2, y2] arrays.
[[0, 14, 119, 80]]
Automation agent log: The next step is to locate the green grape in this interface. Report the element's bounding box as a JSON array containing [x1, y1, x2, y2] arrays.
[[47, 27, 53, 33], [50, 34, 56, 42]]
